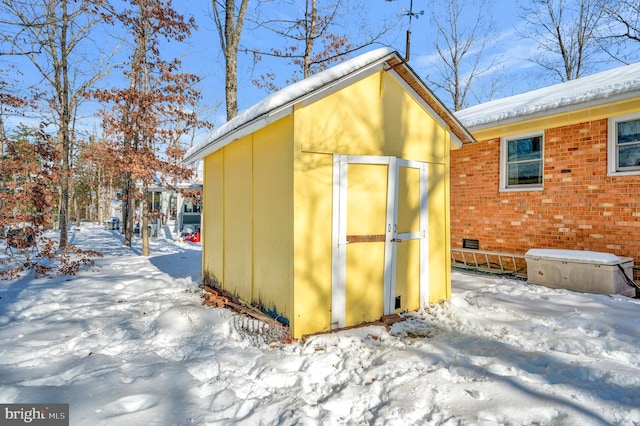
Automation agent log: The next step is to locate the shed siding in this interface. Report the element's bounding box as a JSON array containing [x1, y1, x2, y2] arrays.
[[252, 118, 294, 321], [295, 71, 447, 164], [382, 75, 447, 163], [202, 151, 224, 287], [222, 137, 253, 299], [292, 151, 334, 337], [295, 72, 383, 154], [203, 117, 295, 323], [429, 161, 451, 302]]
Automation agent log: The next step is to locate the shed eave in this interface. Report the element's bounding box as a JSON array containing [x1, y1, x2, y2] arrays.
[[184, 105, 293, 164], [186, 48, 474, 161], [184, 48, 400, 164]]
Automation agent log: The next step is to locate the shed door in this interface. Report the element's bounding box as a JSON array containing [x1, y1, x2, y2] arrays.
[[332, 155, 429, 329]]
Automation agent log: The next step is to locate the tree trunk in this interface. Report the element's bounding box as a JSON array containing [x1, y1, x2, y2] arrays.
[[214, 0, 249, 120], [142, 186, 149, 256], [225, 45, 238, 120], [122, 173, 134, 247], [96, 168, 102, 223], [303, 0, 316, 79], [55, 0, 70, 247]]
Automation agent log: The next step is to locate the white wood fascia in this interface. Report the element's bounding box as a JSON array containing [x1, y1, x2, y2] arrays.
[[384, 156, 398, 315], [331, 154, 348, 329], [419, 162, 429, 308]]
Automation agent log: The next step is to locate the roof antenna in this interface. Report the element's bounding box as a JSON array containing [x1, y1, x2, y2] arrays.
[[386, 0, 424, 63]]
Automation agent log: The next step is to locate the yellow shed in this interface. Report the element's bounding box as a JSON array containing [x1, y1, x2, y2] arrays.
[[184, 48, 474, 338]]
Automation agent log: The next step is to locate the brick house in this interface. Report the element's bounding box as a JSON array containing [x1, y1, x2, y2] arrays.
[[451, 62, 640, 279]]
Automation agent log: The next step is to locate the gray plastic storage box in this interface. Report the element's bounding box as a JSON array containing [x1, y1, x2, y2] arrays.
[[525, 249, 635, 297]]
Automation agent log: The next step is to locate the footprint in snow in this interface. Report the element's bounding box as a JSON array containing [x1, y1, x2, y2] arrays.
[[99, 394, 160, 416]]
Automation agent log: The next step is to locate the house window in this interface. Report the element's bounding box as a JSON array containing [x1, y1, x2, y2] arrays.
[[148, 191, 161, 211], [183, 197, 201, 213], [609, 112, 640, 176], [169, 195, 177, 220], [500, 132, 544, 191]]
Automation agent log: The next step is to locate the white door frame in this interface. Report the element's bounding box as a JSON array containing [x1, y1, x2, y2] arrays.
[[331, 154, 429, 329]]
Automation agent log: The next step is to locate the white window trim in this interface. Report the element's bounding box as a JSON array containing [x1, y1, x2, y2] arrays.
[[499, 130, 545, 192], [608, 111, 640, 177]]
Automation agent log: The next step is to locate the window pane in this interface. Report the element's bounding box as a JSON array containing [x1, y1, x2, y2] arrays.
[[618, 119, 640, 144], [147, 193, 158, 211], [618, 143, 640, 168], [507, 136, 542, 162], [508, 162, 542, 186]]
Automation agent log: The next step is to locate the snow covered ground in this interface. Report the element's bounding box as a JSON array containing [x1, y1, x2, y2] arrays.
[[1, 224, 639, 425]]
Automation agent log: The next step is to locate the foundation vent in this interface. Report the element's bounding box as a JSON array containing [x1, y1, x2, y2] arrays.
[[463, 238, 479, 250]]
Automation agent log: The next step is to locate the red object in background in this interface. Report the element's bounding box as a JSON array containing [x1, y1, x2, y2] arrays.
[[185, 231, 200, 242]]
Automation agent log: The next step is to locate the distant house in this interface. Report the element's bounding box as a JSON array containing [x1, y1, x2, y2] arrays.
[[185, 48, 474, 338], [133, 172, 203, 237], [144, 181, 202, 237], [451, 62, 640, 279]]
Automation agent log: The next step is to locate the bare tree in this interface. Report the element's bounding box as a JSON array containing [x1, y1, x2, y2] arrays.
[[598, 0, 640, 63], [518, 0, 607, 82], [212, 0, 250, 120], [246, 0, 392, 92], [0, 0, 108, 247], [424, 0, 499, 111], [608, 0, 640, 43]]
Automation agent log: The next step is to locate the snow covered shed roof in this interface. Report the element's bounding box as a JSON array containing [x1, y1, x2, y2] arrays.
[[184, 48, 475, 164], [455, 61, 640, 131]]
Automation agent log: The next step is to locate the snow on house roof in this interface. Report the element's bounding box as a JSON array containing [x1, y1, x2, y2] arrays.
[[184, 48, 473, 163], [455, 61, 640, 130]]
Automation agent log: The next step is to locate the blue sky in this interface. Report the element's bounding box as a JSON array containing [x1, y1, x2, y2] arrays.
[[2, 0, 637, 143], [174, 0, 570, 133]]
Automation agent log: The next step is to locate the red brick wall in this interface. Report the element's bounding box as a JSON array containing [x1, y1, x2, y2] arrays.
[[450, 118, 640, 274]]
